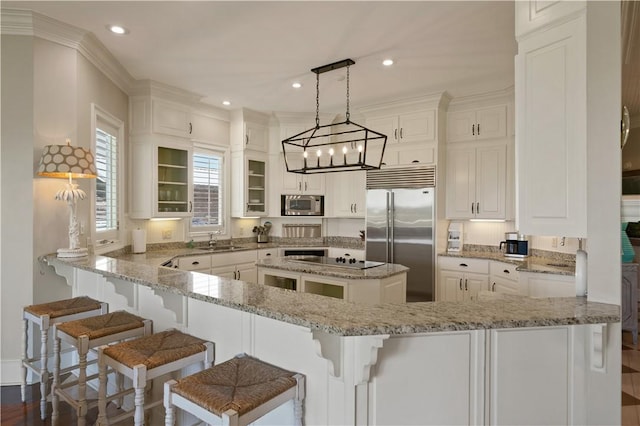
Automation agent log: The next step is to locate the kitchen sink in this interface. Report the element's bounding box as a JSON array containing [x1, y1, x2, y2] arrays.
[[198, 246, 238, 252]]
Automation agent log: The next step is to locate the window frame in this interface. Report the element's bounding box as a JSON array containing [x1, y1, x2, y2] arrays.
[[188, 143, 230, 237], [91, 103, 125, 252]]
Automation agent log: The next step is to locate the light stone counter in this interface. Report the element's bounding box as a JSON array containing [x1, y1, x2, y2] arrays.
[[255, 257, 408, 280], [440, 249, 575, 276], [44, 254, 618, 337]]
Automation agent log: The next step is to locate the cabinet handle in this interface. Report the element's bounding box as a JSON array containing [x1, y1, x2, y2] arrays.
[[245, 134, 249, 145], [472, 124, 475, 135], [471, 203, 475, 214], [459, 278, 463, 290], [477, 123, 480, 135], [237, 269, 241, 280], [298, 182, 302, 191], [503, 269, 510, 274], [476, 202, 479, 214], [192, 261, 200, 266], [354, 203, 357, 213], [189, 122, 192, 134], [412, 160, 419, 163], [459, 263, 468, 267], [400, 128, 403, 139], [189, 201, 193, 212], [266, 253, 271, 257], [465, 279, 468, 291], [305, 181, 308, 191], [350, 203, 354, 213], [394, 129, 398, 140], [492, 282, 496, 291]]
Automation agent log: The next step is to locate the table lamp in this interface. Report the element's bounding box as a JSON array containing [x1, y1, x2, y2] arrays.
[[37, 139, 97, 257]]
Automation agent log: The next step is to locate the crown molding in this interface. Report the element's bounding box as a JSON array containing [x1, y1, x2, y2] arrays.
[[130, 79, 203, 104], [1, 8, 134, 94]]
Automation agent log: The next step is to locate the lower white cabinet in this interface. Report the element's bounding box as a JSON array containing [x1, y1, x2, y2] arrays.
[[521, 272, 575, 298], [176, 250, 258, 283], [437, 257, 489, 301], [489, 261, 521, 295], [176, 255, 212, 272]]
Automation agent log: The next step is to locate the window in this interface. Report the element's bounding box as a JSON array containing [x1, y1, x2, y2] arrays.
[[191, 149, 225, 232], [92, 104, 123, 246]]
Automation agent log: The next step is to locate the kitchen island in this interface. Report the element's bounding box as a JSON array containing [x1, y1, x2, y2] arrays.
[[44, 253, 620, 425]]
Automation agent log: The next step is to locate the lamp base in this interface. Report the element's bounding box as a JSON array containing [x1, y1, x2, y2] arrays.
[[57, 247, 89, 258]]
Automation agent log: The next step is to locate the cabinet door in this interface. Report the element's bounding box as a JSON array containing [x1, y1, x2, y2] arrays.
[[475, 145, 506, 219], [398, 110, 436, 143], [156, 145, 192, 218], [236, 263, 257, 284], [516, 17, 587, 237], [438, 270, 464, 301], [445, 147, 476, 219], [177, 255, 212, 272], [328, 170, 365, 217], [397, 145, 435, 165], [476, 105, 507, 141], [491, 277, 520, 295], [210, 264, 236, 280], [302, 174, 324, 195], [152, 100, 191, 138], [526, 273, 576, 298], [463, 272, 489, 301], [447, 110, 476, 142], [190, 111, 230, 145], [367, 116, 399, 143], [280, 153, 302, 194], [245, 122, 268, 152]]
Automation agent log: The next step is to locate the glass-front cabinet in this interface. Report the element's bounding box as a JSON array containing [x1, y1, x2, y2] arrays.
[[130, 135, 192, 219], [231, 150, 268, 217], [157, 147, 189, 214]]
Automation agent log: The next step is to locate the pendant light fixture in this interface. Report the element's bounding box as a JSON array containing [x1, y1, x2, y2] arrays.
[[282, 59, 387, 174]]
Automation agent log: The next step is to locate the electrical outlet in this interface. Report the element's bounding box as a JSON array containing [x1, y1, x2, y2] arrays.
[[162, 229, 172, 240], [80, 220, 86, 235], [551, 237, 558, 248], [239, 227, 244, 236], [560, 237, 566, 246]]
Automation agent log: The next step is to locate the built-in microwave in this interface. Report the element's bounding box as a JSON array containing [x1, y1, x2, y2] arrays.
[[281, 194, 324, 216]]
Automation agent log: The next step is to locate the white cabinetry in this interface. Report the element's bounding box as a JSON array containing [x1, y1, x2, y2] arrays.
[[177, 254, 212, 272], [231, 151, 268, 217], [130, 136, 193, 219], [437, 257, 489, 301], [515, 13, 587, 237], [490, 261, 521, 295], [326, 170, 365, 217], [230, 108, 268, 152], [447, 105, 507, 142], [521, 272, 576, 298], [280, 154, 325, 195], [176, 250, 258, 283], [367, 110, 436, 144], [446, 144, 506, 219]]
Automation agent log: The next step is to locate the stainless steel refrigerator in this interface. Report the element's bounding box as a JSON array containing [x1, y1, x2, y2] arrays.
[[366, 167, 435, 302]]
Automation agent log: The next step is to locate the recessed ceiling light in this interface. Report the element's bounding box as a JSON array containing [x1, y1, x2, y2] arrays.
[[222, 100, 231, 106], [292, 82, 302, 89], [107, 25, 128, 35], [382, 59, 394, 66]]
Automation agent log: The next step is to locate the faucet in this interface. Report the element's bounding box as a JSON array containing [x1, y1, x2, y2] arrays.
[[208, 232, 217, 248]]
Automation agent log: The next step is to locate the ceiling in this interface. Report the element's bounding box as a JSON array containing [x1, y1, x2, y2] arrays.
[[2, 1, 638, 118], [2, 1, 518, 114]]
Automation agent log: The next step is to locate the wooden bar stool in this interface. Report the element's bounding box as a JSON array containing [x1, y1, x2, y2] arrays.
[[51, 310, 152, 426], [97, 329, 214, 426], [21, 296, 107, 420], [164, 353, 305, 426]]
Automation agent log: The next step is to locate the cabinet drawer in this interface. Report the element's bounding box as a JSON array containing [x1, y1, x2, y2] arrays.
[[438, 256, 489, 274], [258, 248, 278, 259], [177, 255, 212, 271], [490, 261, 519, 282], [398, 146, 435, 165], [211, 250, 257, 267]]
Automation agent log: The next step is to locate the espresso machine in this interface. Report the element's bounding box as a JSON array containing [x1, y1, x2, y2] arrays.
[[500, 232, 529, 258]]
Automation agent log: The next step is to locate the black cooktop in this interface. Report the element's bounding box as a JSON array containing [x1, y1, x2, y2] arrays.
[[287, 255, 385, 270]]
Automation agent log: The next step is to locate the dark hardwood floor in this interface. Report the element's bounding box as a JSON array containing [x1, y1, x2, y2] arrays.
[[0, 382, 127, 425]]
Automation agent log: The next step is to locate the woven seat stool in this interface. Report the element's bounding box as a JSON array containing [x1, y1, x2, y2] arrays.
[[21, 296, 107, 420], [97, 329, 214, 426], [164, 353, 305, 426], [51, 310, 152, 426]]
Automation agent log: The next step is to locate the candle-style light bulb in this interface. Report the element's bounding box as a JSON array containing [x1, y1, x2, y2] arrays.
[[316, 149, 321, 167], [329, 148, 334, 166], [342, 146, 348, 165], [303, 150, 308, 169], [357, 145, 363, 163]]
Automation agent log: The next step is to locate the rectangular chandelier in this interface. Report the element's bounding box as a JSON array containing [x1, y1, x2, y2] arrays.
[[282, 59, 387, 174]]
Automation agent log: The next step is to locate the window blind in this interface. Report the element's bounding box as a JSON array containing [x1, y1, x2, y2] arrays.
[[192, 152, 223, 227], [95, 128, 118, 232]]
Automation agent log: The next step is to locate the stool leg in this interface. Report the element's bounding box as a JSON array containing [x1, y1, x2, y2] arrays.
[[51, 332, 61, 424], [20, 317, 28, 402], [163, 380, 177, 426], [39, 316, 50, 420], [133, 365, 147, 426], [77, 336, 89, 426], [97, 346, 108, 426], [294, 374, 305, 426], [115, 370, 123, 408]]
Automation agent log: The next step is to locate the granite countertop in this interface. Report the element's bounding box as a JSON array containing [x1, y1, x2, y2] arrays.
[[439, 250, 575, 276], [44, 254, 619, 337], [255, 257, 408, 280]]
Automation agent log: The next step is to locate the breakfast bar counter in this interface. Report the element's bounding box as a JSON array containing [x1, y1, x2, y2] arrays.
[[43, 254, 621, 425]]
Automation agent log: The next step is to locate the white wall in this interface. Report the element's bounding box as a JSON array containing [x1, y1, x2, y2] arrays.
[[1, 35, 35, 384]]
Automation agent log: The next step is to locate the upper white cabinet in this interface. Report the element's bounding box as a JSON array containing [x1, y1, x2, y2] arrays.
[[446, 144, 507, 220], [130, 135, 193, 219], [367, 110, 436, 144], [515, 13, 587, 237], [280, 153, 325, 195], [327, 170, 365, 217], [131, 96, 229, 145], [515, 0, 586, 38], [447, 105, 507, 143], [230, 108, 269, 152]]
